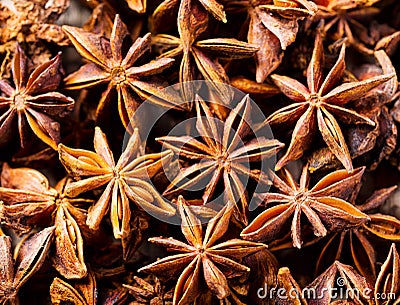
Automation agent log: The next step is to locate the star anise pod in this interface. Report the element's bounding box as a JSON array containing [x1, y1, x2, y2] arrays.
[[0, 226, 54, 305], [0, 44, 75, 149], [152, 0, 227, 29], [50, 271, 97, 305], [270, 267, 307, 305], [306, 260, 373, 304], [123, 275, 173, 305], [373, 243, 400, 304], [0, 163, 91, 279], [241, 164, 369, 248], [316, 186, 400, 284], [311, 0, 385, 54], [152, 0, 258, 103], [62, 15, 179, 128], [138, 197, 266, 304], [125, 0, 146, 14], [224, 0, 317, 83], [50, 270, 128, 305], [58, 126, 175, 239], [309, 244, 400, 305], [267, 31, 394, 171], [157, 96, 283, 223]]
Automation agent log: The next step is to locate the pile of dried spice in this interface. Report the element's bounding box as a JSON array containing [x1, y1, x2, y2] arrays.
[[1, 0, 400, 304]]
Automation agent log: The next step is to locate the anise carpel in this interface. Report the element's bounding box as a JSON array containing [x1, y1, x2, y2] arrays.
[[241, 164, 369, 248], [316, 185, 400, 283], [63, 14, 179, 128], [157, 96, 283, 223], [0, 43, 74, 150], [224, 0, 318, 83], [139, 197, 266, 304], [0, 0, 399, 303], [123, 275, 173, 305], [310, 0, 390, 54], [152, 0, 258, 103], [267, 30, 394, 171], [0, 163, 90, 279], [58, 126, 175, 239], [0, 226, 54, 305], [152, 0, 227, 28]]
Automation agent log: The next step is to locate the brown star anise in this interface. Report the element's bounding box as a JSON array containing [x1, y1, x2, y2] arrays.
[[311, 0, 384, 54], [0, 44, 75, 149], [157, 96, 283, 223], [123, 275, 173, 305], [152, 0, 258, 103], [308, 244, 400, 305], [224, 0, 317, 83], [0, 226, 54, 305], [50, 271, 98, 305], [152, 0, 227, 27], [316, 186, 400, 283], [63, 15, 179, 128], [241, 164, 369, 248], [267, 31, 394, 171], [50, 269, 128, 305], [0, 163, 91, 279], [125, 0, 146, 14], [374, 243, 400, 304], [58, 126, 175, 239], [138, 197, 266, 304]]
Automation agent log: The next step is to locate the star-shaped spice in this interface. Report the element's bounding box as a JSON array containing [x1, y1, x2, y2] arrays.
[[225, 0, 317, 83], [153, 0, 227, 27], [0, 226, 54, 305], [152, 0, 258, 103], [241, 164, 369, 248], [0, 163, 91, 279], [312, 0, 384, 54], [316, 185, 400, 284], [138, 197, 266, 304], [0, 44, 74, 149], [50, 270, 128, 305], [123, 275, 173, 305], [126, 0, 146, 14], [157, 96, 283, 223], [267, 31, 394, 171], [307, 244, 400, 305], [58, 127, 175, 239], [63, 15, 179, 128]]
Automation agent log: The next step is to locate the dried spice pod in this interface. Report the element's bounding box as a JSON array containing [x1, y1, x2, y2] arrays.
[[152, 0, 258, 104], [139, 197, 267, 304], [268, 30, 394, 171], [225, 0, 317, 82], [50, 270, 97, 305], [59, 126, 175, 239], [315, 186, 400, 284], [0, 0, 399, 303], [0, 163, 90, 279], [158, 96, 283, 224], [0, 226, 54, 305], [0, 44, 74, 149], [63, 15, 180, 128], [241, 164, 368, 248], [123, 275, 173, 305]]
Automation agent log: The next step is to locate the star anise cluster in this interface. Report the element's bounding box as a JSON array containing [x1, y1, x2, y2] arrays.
[[1, 0, 400, 304]]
